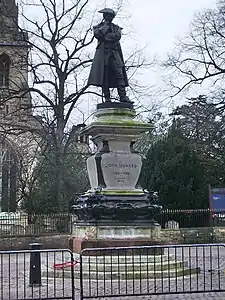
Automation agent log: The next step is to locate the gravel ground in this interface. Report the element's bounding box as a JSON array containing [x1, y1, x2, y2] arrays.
[[1, 246, 225, 299]]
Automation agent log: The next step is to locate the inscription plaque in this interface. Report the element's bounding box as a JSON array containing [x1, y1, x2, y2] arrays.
[[101, 153, 142, 190]]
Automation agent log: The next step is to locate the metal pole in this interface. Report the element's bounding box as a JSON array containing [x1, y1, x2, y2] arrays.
[[29, 243, 42, 286], [208, 184, 213, 228], [80, 252, 84, 300]]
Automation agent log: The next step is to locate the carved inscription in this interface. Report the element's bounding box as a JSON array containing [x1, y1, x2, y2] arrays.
[[103, 162, 138, 184], [101, 154, 142, 189], [104, 163, 138, 168]]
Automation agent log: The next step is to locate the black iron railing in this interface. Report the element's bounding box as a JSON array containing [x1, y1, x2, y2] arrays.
[[156, 209, 225, 228], [80, 244, 225, 299], [0, 213, 74, 236], [0, 209, 225, 237], [0, 248, 76, 300]]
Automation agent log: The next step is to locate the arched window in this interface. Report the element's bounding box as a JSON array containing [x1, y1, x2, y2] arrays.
[[0, 54, 10, 87], [0, 138, 18, 212]]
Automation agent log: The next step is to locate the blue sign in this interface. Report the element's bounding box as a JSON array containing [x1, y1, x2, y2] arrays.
[[212, 189, 225, 209]]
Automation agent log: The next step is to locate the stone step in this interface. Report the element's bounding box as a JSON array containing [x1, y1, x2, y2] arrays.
[[79, 255, 171, 264], [73, 261, 184, 272], [42, 266, 200, 279], [80, 267, 200, 280]]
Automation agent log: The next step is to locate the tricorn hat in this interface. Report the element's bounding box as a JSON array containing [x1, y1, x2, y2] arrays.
[[98, 8, 116, 16]]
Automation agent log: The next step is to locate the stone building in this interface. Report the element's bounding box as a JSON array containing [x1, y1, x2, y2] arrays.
[[0, 0, 90, 213], [0, 0, 37, 212]]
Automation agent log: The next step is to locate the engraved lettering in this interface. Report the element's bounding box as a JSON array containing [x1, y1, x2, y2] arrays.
[[104, 163, 137, 169], [101, 156, 141, 188]]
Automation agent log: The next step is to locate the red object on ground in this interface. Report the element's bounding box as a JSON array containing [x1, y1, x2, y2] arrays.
[[53, 260, 79, 270]]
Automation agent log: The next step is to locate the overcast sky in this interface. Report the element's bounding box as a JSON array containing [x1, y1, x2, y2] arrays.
[[130, 0, 217, 102], [129, 0, 217, 56]]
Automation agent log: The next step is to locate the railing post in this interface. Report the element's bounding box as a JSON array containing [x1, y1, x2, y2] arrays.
[[29, 243, 42, 286], [80, 252, 84, 300]]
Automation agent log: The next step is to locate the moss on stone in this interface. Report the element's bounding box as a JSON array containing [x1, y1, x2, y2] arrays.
[[84, 190, 145, 196], [100, 190, 144, 195], [96, 108, 136, 118], [92, 120, 151, 128]]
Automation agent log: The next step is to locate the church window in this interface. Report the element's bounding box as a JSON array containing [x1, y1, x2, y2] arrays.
[[0, 138, 17, 212], [0, 54, 10, 87]]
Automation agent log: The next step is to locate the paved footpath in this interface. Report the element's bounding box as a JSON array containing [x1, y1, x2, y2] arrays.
[[76, 292, 225, 299], [137, 293, 225, 299], [94, 293, 225, 299]]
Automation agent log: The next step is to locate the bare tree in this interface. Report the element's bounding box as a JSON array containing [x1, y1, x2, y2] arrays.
[[165, 0, 225, 100], [0, 0, 152, 210]]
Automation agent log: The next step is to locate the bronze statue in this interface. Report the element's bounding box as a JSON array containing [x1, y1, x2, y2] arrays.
[[88, 8, 131, 103]]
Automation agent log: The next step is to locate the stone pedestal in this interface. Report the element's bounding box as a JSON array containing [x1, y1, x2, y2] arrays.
[[72, 222, 162, 254], [72, 102, 162, 250], [86, 102, 148, 193]]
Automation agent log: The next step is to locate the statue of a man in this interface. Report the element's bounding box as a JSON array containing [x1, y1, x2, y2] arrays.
[[88, 8, 131, 103]]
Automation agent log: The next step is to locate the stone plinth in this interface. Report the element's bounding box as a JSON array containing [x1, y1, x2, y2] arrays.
[[72, 223, 162, 254], [83, 103, 150, 194], [72, 102, 162, 255], [73, 102, 162, 223]]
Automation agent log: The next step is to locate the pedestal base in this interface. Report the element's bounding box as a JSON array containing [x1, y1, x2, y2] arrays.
[[72, 222, 162, 254]]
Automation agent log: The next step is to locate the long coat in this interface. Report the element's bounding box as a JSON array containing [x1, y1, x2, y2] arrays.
[[88, 22, 129, 88]]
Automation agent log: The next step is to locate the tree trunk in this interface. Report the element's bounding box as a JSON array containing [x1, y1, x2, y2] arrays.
[[54, 97, 67, 212]]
